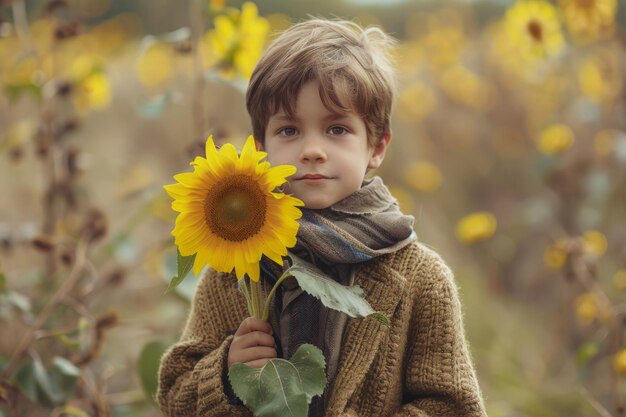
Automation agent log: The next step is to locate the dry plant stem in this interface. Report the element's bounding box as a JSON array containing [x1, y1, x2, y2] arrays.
[[189, 0, 206, 141], [0, 237, 90, 380], [579, 386, 615, 417]]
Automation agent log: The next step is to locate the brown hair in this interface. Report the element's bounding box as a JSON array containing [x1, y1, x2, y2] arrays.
[[246, 18, 397, 147]]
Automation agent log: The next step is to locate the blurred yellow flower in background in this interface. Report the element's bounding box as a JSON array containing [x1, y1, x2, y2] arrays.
[[164, 136, 303, 280], [207, 2, 269, 79], [613, 269, 626, 291], [559, 0, 617, 42], [614, 349, 626, 374], [455, 211, 497, 243], [579, 49, 622, 104], [136, 43, 174, 86], [575, 292, 599, 325], [503, 0, 565, 61], [438, 65, 493, 110], [581, 230, 607, 256], [544, 239, 569, 269], [405, 161, 443, 193], [536, 124, 575, 155], [396, 82, 437, 123], [78, 72, 111, 110]]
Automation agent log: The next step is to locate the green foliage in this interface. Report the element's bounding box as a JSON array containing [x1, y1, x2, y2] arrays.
[[138, 341, 169, 404], [12, 356, 79, 408], [228, 344, 326, 417], [165, 249, 196, 294], [286, 254, 389, 324]]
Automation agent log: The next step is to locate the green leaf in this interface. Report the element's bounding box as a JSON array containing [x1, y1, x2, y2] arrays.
[[165, 250, 196, 294], [11, 356, 79, 407], [0, 273, 6, 294], [576, 342, 599, 368], [286, 254, 389, 325], [138, 341, 169, 403], [228, 344, 326, 417], [48, 357, 80, 402]]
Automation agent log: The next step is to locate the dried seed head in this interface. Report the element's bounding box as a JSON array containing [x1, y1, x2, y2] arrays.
[[66, 147, 81, 176], [60, 249, 74, 266], [55, 80, 74, 97], [96, 310, 120, 330], [54, 20, 83, 41], [32, 234, 55, 252], [8, 146, 23, 162], [105, 267, 126, 287], [83, 209, 107, 243], [174, 39, 192, 54]]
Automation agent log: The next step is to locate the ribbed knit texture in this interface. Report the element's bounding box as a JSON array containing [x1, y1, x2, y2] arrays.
[[157, 242, 488, 417]]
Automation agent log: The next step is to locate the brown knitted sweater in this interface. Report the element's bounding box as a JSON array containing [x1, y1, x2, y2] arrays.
[[157, 242, 488, 417]]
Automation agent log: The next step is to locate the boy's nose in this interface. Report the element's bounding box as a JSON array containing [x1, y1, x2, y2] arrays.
[[299, 136, 327, 163]]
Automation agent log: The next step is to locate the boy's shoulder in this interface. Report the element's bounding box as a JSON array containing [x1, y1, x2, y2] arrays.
[[368, 240, 455, 291]]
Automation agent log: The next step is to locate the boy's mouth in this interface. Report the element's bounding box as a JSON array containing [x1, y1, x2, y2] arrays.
[[295, 173, 333, 184]]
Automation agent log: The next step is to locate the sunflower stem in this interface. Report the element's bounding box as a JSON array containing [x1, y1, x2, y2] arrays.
[[239, 278, 253, 316], [250, 279, 262, 319], [261, 271, 292, 322]]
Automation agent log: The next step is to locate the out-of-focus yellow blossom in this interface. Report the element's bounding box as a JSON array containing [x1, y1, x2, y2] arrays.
[[396, 82, 437, 124], [438, 66, 492, 110], [594, 129, 617, 156], [536, 124, 575, 155], [76, 0, 111, 18], [136, 43, 174, 86], [613, 349, 626, 374], [579, 49, 622, 104], [395, 41, 425, 76], [2, 118, 36, 151], [559, 0, 617, 42], [79, 72, 111, 110], [575, 292, 599, 325], [389, 186, 415, 215], [71, 54, 103, 81], [455, 212, 497, 243], [503, 1, 565, 62], [581, 230, 607, 257], [90, 14, 138, 56], [207, 2, 270, 79], [613, 269, 626, 291], [210, 0, 226, 11], [544, 239, 569, 269], [405, 162, 443, 193], [423, 25, 466, 70]]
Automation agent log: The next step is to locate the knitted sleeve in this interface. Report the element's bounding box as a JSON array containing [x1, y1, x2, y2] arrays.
[[156, 269, 253, 417], [396, 249, 487, 417]]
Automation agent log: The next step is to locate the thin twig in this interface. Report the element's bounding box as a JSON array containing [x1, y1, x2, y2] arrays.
[[0, 236, 90, 379], [579, 386, 615, 417]]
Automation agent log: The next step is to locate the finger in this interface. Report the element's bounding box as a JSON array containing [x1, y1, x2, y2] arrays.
[[235, 317, 273, 336], [233, 346, 277, 365], [245, 358, 272, 369], [233, 331, 276, 349]]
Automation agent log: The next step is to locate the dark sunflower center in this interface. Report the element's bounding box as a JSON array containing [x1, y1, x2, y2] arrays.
[[205, 174, 267, 242], [527, 20, 543, 42]]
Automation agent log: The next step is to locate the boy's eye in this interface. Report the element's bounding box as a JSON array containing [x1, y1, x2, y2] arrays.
[[329, 126, 348, 135], [279, 127, 298, 136]]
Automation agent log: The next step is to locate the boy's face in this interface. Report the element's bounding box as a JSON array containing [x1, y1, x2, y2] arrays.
[[259, 81, 390, 209]]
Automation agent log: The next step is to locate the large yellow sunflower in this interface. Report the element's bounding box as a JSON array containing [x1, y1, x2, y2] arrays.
[[504, 0, 565, 61], [164, 135, 303, 281]]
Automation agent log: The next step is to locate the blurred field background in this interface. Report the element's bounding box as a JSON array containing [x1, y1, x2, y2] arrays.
[[0, 0, 625, 416]]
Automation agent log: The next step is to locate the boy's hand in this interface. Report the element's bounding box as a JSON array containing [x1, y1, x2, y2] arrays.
[[228, 317, 277, 368]]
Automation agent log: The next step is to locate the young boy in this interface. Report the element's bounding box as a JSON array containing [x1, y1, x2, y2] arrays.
[[157, 19, 487, 417]]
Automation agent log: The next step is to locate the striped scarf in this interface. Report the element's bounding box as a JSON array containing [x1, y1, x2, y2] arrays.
[[263, 176, 416, 417]]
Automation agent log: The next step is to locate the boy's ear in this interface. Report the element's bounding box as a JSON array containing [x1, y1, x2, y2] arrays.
[[254, 137, 264, 151], [367, 132, 392, 170]]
